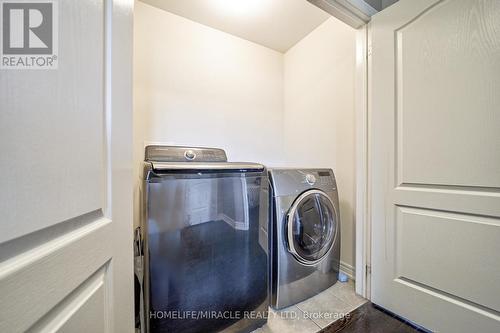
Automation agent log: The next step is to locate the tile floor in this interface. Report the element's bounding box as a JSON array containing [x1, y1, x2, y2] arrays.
[[253, 280, 367, 333]]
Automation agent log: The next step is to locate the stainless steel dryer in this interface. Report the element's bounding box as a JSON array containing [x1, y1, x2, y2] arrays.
[[268, 168, 340, 309], [139, 146, 269, 333]]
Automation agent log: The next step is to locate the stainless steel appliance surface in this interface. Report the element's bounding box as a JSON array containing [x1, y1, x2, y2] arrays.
[[268, 168, 341, 309], [139, 146, 269, 333]]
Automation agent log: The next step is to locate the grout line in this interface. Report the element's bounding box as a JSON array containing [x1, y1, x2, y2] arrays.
[[294, 304, 323, 331], [296, 295, 350, 330]]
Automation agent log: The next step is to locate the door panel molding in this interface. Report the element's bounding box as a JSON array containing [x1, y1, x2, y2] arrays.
[[394, 206, 500, 311], [0, 219, 112, 332], [394, 0, 500, 188], [394, 277, 500, 325], [0, 210, 103, 263], [27, 265, 110, 333], [394, 186, 500, 217], [0, 0, 105, 244]]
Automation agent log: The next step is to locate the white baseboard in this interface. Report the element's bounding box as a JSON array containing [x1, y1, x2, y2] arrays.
[[340, 261, 355, 280], [218, 213, 248, 230]]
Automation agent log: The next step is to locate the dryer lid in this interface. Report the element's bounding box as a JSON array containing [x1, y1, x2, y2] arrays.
[[150, 162, 265, 173], [144, 145, 264, 177]]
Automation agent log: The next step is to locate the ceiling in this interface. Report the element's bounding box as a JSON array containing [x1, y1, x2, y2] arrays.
[[139, 0, 331, 53]]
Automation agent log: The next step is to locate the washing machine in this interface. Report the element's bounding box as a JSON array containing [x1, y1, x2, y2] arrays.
[[268, 168, 340, 309], [139, 146, 269, 333]]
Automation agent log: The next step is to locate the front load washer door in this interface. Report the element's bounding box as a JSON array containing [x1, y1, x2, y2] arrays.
[[286, 190, 337, 265]]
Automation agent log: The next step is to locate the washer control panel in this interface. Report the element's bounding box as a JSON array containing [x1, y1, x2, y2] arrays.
[[145, 145, 227, 162], [184, 149, 196, 160]]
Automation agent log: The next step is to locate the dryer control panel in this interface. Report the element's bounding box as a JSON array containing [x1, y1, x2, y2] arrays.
[[316, 171, 335, 188], [269, 168, 337, 197], [305, 174, 316, 185]]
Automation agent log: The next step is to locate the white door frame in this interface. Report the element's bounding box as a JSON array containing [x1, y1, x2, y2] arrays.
[[106, 1, 135, 331], [354, 24, 371, 299]]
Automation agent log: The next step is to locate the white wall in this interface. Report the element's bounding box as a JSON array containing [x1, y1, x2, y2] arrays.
[[134, 2, 284, 166], [134, 4, 357, 269], [134, 2, 284, 225], [283, 18, 356, 269]]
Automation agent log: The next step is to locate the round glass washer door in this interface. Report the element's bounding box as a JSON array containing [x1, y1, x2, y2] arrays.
[[286, 189, 337, 265]]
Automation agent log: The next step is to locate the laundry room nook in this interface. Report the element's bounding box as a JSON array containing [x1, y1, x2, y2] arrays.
[[133, 0, 360, 332], [1, 0, 499, 332]]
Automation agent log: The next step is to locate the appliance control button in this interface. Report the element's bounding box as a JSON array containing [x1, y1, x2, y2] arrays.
[[184, 150, 196, 160], [305, 174, 316, 185]]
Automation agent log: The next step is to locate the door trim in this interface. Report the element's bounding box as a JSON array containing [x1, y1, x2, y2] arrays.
[[355, 24, 371, 299], [105, 0, 134, 331]]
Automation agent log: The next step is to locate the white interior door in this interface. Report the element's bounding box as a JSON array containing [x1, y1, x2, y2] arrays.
[[369, 0, 500, 332], [0, 0, 134, 332]]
